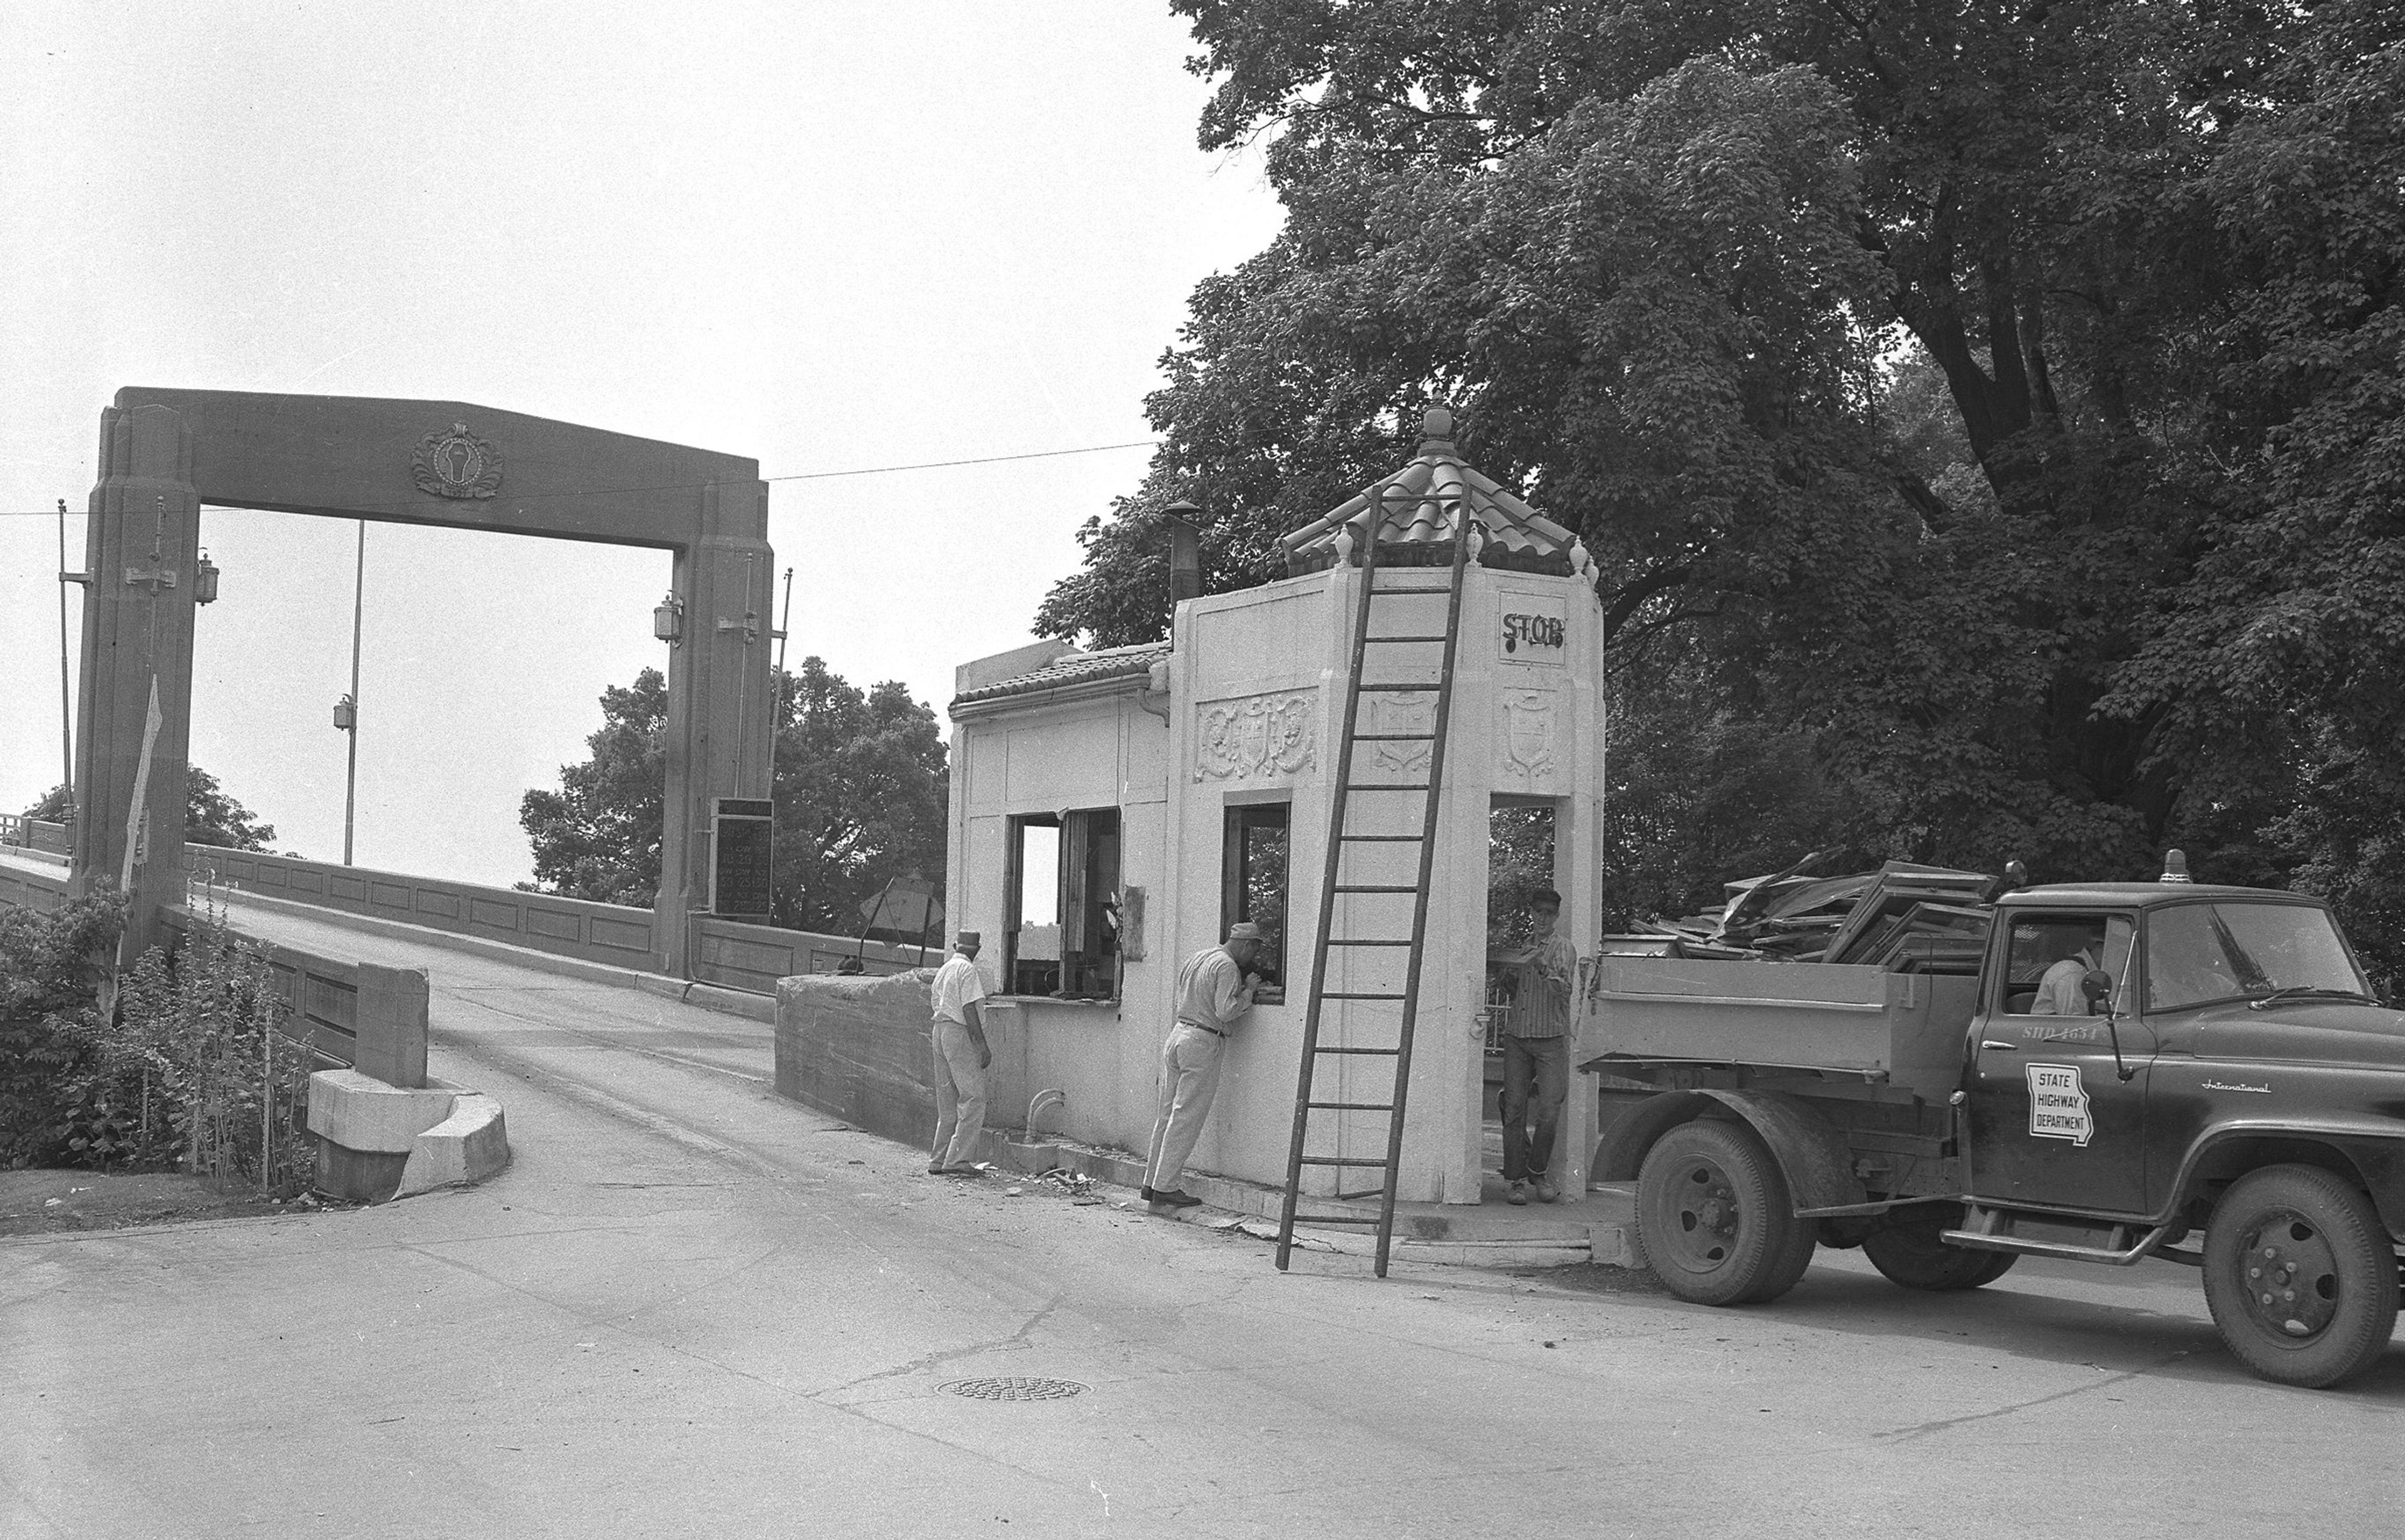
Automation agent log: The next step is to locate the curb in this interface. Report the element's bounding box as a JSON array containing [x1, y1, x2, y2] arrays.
[[986, 1136, 1638, 1271]]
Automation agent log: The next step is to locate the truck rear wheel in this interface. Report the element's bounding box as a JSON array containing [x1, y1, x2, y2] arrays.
[[1862, 1207, 2020, 1291], [1635, 1120, 1814, 1306], [2201, 1165, 2398, 1388]]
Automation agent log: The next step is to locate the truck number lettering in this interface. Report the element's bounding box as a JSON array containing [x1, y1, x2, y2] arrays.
[[2025, 1063, 2094, 1147]]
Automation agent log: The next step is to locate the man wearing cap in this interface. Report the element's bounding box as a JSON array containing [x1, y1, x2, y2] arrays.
[[1500, 888, 1580, 1205], [1141, 922, 1265, 1208], [928, 931, 993, 1176]]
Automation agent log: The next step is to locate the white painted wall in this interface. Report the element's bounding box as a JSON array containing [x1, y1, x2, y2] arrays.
[[947, 553, 1608, 1204]]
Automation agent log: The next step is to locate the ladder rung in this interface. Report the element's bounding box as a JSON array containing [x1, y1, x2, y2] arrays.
[[1340, 834, 1422, 842], [1370, 583, 1452, 594], [1328, 939, 1413, 947], [1358, 683, 1440, 692], [1319, 992, 1406, 1000], [1290, 1214, 1387, 1227], [1299, 1156, 1392, 1167], [1364, 634, 1447, 643], [1332, 884, 1419, 893], [1350, 732, 1434, 742], [1343, 782, 1431, 792], [1306, 1100, 1395, 1112], [1315, 1046, 1401, 1056]]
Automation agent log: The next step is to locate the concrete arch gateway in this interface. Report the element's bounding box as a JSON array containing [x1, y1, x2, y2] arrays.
[[71, 387, 774, 973]]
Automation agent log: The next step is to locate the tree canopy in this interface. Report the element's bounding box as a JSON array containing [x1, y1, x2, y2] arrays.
[[519, 659, 949, 934], [22, 768, 276, 852], [1043, 0, 2405, 979]]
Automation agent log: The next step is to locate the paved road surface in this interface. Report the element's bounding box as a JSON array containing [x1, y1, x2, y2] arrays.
[[6, 902, 2401, 1537]]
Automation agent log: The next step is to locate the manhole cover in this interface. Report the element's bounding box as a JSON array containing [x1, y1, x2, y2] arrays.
[[939, 1376, 1089, 1402]]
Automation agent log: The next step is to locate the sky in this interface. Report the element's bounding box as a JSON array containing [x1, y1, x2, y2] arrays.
[[0, 3, 1285, 887]]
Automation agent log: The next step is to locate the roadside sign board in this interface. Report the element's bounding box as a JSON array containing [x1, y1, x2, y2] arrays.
[[710, 797, 774, 921]]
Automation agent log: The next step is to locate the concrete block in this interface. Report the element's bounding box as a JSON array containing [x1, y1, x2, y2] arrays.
[[352, 963, 430, 1089], [309, 1071, 511, 1202], [773, 969, 938, 1146], [395, 1092, 509, 1196], [307, 1069, 455, 1153]]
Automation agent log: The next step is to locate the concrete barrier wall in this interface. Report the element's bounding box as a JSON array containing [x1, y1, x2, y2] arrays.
[[775, 971, 949, 1150], [0, 860, 68, 913], [162, 905, 430, 1088], [0, 816, 71, 855], [191, 845, 925, 992], [773, 974, 1130, 1163], [189, 845, 668, 973], [0, 876, 431, 1088], [13, 830, 926, 998], [694, 915, 924, 993]]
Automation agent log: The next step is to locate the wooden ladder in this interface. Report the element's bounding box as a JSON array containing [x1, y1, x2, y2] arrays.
[[1275, 486, 1477, 1276]]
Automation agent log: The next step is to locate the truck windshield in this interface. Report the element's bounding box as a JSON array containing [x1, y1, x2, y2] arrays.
[[2143, 903, 2369, 1012]]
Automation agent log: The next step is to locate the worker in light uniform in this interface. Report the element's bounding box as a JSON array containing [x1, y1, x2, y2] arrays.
[[2029, 936, 2102, 1016], [928, 931, 993, 1175], [1141, 922, 1265, 1209]]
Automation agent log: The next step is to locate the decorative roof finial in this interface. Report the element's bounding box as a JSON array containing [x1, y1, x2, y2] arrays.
[[1422, 407, 1454, 445]]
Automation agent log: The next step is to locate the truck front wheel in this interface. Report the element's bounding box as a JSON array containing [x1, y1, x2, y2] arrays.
[[1862, 1207, 2020, 1291], [1635, 1120, 1815, 1306], [2201, 1165, 2398, 1388]]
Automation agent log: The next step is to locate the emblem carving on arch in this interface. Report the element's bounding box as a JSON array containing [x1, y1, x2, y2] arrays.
[[1195, 690, 1317, 781], [1500, 688, 1559, 783], [411, 421, 505, 500]]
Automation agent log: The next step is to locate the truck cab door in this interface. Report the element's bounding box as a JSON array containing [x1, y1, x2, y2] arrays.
[[1963, 913, 2154, 1215]]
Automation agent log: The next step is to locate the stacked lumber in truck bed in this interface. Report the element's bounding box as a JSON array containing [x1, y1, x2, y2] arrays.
[[1625, 859, 1995, 974]]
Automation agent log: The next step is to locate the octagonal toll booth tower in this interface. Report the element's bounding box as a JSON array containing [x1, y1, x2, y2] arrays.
[[945, 410, 1605, 1209]]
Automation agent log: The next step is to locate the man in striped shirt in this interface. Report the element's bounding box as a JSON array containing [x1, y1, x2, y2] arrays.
[[1501, 889, 1579, 1205], [1140, 922, 1266, 1209]]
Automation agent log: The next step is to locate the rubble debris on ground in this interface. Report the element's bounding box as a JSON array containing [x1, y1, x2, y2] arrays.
[[1608, 854, 1997, 976], [1032, 1167, 1099, 1199]]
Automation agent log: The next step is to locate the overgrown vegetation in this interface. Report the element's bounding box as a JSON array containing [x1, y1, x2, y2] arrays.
[[0, 897, 314, 1192]]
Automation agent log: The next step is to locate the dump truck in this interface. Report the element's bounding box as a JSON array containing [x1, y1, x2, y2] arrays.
[[1584, 876, 2405, 1387]]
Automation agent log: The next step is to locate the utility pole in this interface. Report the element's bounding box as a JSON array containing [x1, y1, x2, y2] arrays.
[[768, 565, 794, 924], [341, 520, 365, 866], [55, 500, 76, 825]]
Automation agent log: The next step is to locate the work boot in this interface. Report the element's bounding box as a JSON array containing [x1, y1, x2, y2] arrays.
[[1151, 1188, 1202, 1209], [1531, 1173, 1559, 1204], [1507, 1179, 1529, 1206]]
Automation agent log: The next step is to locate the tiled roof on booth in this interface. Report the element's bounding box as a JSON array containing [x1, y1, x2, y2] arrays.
[[950, 640, 1171, 708], [1281, 410, 1587, 576]]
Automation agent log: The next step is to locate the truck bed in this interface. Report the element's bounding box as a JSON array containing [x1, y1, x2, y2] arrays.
[[1580, 958, 1977, 1103]]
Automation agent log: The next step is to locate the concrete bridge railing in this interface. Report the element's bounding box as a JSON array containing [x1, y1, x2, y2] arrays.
[[9, 820, 929, 994], [0, 859, 429, 1087], [185, 845, 929, 990], [1, 815, 73, 856]]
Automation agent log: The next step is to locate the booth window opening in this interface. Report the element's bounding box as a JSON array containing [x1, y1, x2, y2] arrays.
[[1222, 803, 1289, 1003], [1004, 808, 1122, 1000]]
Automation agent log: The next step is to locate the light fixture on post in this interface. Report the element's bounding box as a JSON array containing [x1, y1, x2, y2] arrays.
[[333, 693, 356, 731], [194, 550, 220, 606], [653, 591, 685, 644]]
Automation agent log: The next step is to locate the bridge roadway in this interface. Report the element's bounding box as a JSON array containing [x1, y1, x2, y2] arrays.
[[6, 894, 2402, 1536]]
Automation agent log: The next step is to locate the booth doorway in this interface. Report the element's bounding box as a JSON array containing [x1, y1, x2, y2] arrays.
[[1482, 796, 1560, 1187]]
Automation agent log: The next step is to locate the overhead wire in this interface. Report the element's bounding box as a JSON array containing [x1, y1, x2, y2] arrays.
[[0, 436, 1161, 517]]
